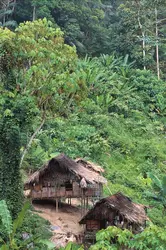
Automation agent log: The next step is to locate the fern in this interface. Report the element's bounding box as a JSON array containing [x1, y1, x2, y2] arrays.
[[0, 200, 12, 235]]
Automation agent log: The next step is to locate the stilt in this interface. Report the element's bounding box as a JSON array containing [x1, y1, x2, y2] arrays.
[[83, 196, 86, 215], [81, 198, 83, 216], [56, 198, 59, 212], [81, 190, 83, 216], [86, 197, 88, 211], [47, 186, 48, 198], [48, 187, 51, 198]]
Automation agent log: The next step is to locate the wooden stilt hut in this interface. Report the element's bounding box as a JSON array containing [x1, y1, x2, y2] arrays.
[[79, 192, 149, 242], [24, 154, 107, 212]]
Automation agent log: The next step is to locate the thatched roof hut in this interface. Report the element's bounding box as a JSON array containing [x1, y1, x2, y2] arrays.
[[25, 154, 107, 188], [75, 158, 104, 173], [80, 192, 149, 227]]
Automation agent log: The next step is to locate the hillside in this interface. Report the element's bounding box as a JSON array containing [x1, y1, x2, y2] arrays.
[[0, 0, 166, 249], [24, 57, 166, 227]]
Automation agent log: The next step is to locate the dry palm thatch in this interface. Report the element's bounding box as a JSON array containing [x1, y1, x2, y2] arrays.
[[25, 154, 107, 188], [75, 158, 104, 173], [80, 192, 149, 225]]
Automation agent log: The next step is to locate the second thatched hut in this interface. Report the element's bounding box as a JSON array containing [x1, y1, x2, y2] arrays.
[[79, 192, 149, 241]]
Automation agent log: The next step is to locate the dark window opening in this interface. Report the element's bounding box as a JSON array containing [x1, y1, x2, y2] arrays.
[[65, 181, 73, 191], [100, 219, 107, 229]]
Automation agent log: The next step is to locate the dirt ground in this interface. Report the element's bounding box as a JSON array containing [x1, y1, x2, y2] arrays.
[[33, 199, 85, 248]]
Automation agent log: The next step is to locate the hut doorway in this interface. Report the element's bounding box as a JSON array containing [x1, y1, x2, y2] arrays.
[[100, 219, 107, 229]]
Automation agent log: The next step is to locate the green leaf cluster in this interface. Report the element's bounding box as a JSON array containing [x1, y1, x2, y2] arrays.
[[90, 225, 166, 250]]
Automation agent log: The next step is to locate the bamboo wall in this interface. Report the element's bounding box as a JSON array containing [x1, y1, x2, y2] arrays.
[[30, 182, 103, 199]]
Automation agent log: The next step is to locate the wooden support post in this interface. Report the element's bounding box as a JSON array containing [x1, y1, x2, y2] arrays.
[[48, 187, 51, 198], [81, 190, 83, 216], [86, 197, 88, 211], [56, 198, 59, 212], [83, 196, 85, 215]]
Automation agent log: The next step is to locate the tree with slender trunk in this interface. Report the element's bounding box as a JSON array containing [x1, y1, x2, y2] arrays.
[[155, 7, 160, 79], [136, 1, 146, 70], [0, 19, 78, 215]]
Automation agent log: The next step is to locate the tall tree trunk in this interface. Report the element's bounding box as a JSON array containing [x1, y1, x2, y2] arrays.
[[2, 0, 16, 26], [137, 8, 146, 70], [11, 0, 16, 12], [2, 0, 8, 26], [3, 8, 6, 26], [32, 5, 36, 21], [142, 31, 146, 70], [155, 7, 160, 79]]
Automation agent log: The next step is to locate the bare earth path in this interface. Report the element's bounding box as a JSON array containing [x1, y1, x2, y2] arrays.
[[33, 200, 84, 247]]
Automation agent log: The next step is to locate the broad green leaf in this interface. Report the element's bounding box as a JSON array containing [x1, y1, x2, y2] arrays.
[[148, 173, 162, 189], [162, 176, 166, 195], [13, 201, 30, 236], [0, 245, 9, 250], [65, 242, 73, 250], [37, 239, 55, 249]]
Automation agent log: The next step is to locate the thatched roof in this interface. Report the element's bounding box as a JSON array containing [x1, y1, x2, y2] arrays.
[[25, 154, 107, 186], [80, 192, 149, 225], [75, 158, 104, 173]]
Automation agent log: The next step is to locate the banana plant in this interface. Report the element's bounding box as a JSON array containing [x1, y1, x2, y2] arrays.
[[145, 173, 166, 215], [0, 200, 55, 250]]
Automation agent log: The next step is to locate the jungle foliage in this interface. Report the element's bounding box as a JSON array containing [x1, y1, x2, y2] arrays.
[[0, 18, 77, 216], [89, 225, 166, 250], [1, 0, 166, 78], [0, 200, 54, 249], [0, 1, 166, 248]]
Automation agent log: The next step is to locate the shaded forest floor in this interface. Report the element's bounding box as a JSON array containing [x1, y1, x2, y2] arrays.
[[33, 200, 84, 247]]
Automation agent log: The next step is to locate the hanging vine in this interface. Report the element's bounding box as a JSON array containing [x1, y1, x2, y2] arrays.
[[0, 45, 23, 218]]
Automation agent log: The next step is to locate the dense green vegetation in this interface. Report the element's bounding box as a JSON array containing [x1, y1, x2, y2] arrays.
[[1, 0, 166, 78], [90, 225, 166, 249], [0, 200, 54, 249], [0, 0, 166, 249]]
